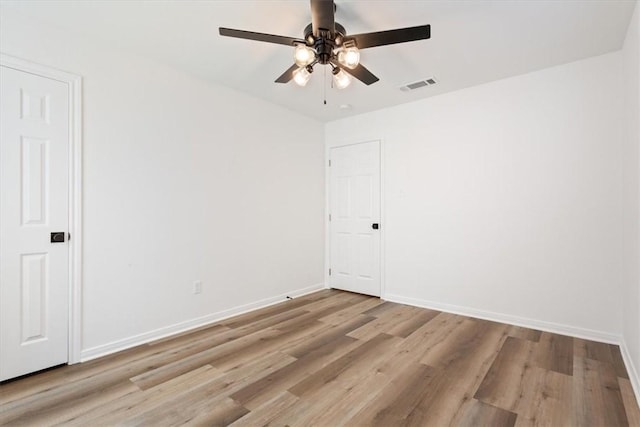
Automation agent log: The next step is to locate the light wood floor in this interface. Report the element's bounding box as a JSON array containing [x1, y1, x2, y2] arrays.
[[1, 289, 639, 426]]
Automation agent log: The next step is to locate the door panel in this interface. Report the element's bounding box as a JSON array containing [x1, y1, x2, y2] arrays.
[[329, 141, 381, 296], [357, 234, 374, 279], [1, 65, 70, 381], [21, 137, 49, 225], [21, 252, 48, 343], [355, 175, 373, 217]]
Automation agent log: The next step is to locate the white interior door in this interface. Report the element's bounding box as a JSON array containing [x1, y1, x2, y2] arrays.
[[329, 141, 381, 297], [0, 65, 70, 381]]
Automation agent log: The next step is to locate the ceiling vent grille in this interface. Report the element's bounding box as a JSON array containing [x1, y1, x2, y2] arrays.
[[400, 77, 437, 92]]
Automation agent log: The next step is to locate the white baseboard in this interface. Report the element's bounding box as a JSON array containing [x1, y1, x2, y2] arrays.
[[80, 283, 325, 362], [383, 293, 620, 344], [620, 340, 640, 406]]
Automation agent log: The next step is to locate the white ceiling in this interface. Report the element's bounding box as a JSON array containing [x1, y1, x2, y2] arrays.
[[1, 0, 636, 122]]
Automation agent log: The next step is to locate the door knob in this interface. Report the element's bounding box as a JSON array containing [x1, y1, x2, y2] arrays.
[[50, 232, 65, 243], [372, 223, 379, 230]]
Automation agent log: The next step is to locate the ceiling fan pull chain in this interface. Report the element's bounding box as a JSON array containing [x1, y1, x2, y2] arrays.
[[324, 64, 327, 105]]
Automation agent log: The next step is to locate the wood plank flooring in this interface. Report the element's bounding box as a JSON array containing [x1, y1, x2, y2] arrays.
[[1, 289, 638, 426]]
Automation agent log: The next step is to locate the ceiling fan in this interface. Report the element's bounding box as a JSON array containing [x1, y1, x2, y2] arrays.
[[219, 0, 431, 89]]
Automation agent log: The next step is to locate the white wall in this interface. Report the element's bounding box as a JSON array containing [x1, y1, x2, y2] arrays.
[[0, 11, 325, 357], [327, 52, 626, 341], [622, 2, 640, 392]]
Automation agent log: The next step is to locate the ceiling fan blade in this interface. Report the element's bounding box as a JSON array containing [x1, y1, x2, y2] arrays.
[[348, 25, 431, 49], [310, 0, 335, 36], [219, 28, 303, 46], [344, 63, 379, 85], [275, 64, 299, 83], [331, 61, 379, 86]]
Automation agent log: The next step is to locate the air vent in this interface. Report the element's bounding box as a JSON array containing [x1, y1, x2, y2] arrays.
[[400, 77, 438, 92]]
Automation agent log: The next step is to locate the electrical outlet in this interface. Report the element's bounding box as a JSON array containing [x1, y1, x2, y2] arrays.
[[193, 281, 202, 294]]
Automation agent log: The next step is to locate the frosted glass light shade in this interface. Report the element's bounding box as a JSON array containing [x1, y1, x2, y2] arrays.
[[337, 47, 360, 69], [333, 69, 351, 89], [294, 45, 316, 67], [293, 67, 311, 86]]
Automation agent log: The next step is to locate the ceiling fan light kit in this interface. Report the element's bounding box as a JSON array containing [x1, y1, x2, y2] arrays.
[[294, 44, 316, 67], [219, 0, 431, 91], [332, 67, 351, 89], [337, 47, 360, 70], [293, 66, 313, 87]]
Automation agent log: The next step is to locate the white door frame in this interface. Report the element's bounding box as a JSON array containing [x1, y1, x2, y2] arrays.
[[0, 53, 83, 364], [325, 139, 385, 298]]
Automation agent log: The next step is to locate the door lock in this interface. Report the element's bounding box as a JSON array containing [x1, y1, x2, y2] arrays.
[[50, 232, 66, 243], [372, 223, 379, 230]]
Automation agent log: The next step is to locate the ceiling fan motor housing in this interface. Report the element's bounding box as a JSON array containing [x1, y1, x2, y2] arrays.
[[304, 23, 347, 65]]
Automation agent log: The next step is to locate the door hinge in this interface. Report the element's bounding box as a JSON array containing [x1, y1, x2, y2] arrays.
[[329, 214, 331, 221], [328, 159, 331, 167], [329, 268, 332, 276]]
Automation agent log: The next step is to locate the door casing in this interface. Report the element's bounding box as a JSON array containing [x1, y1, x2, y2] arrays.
[[325, 139, 385, 298], [0, 53, 83, 364]]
